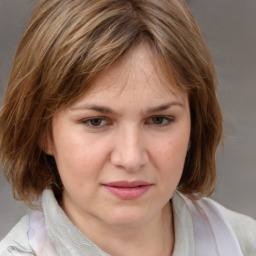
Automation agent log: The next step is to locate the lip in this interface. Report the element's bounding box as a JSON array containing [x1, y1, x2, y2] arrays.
[[102, 180, 152, 200]]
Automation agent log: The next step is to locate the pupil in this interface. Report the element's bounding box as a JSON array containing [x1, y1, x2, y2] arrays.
[[91, 119, 101, 126], [154, 117, 163, 124]]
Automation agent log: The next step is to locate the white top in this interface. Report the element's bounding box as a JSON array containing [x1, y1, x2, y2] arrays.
[[0, 189, 256, 256]]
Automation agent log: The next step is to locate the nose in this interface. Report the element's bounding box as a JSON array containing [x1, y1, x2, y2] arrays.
[[110, 125, 149, 171]]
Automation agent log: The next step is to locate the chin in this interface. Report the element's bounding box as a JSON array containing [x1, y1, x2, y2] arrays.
[[104, 207, 153, 228]]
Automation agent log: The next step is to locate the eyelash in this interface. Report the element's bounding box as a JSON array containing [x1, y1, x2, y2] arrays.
[[81, 117, 110, 128], [145, 116, 174, 127], [81, 116, 174, 129]]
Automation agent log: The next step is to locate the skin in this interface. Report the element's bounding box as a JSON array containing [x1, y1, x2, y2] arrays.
[[46, 44, 191, 256]]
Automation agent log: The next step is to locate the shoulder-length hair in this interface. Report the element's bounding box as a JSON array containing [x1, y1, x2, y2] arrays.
[[0, 0, 222, 206]]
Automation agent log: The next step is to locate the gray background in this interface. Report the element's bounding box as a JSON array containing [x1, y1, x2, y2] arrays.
[[0, 0, 255, 239]]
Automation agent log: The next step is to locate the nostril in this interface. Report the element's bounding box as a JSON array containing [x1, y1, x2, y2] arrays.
[[110, 133, 149, 171]]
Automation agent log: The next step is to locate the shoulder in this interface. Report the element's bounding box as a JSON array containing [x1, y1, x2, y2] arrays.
[[0, 215, 30, 255], [209, 198, 256, 256]]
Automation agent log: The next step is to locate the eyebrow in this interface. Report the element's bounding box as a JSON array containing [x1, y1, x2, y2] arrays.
[[71, 101, 184, 115], [71, 104, 116, 114], [145, 102, 184, 114]]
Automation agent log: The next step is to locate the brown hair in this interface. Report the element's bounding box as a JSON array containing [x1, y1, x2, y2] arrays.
[[0, 0, 222, 206]]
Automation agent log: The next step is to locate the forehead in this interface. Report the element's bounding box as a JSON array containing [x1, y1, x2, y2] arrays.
[[76, 44, 187, 104]]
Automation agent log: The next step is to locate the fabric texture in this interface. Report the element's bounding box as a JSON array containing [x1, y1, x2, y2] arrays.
[[0, 189, 255, 256]]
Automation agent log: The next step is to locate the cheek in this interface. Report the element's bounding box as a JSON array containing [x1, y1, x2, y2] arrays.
[[153, 138, 188, 167], [151, 136, 188, 189], [54, 136, 110, 183]]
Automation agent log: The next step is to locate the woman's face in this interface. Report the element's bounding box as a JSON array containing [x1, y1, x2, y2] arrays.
[[47, 45, 191, 231]]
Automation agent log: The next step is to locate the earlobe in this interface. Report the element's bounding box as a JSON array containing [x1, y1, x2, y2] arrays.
[[187, 141, 191, 152], [38, 132, 54, 156], [44, 142, 54, 156]]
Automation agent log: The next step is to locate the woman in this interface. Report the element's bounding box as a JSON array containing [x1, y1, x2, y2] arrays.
[[0, 0, 255, 255]]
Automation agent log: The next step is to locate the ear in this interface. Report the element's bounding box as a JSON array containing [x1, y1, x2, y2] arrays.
[[187, 140, 191, 152], [38, 131, 54, 156]]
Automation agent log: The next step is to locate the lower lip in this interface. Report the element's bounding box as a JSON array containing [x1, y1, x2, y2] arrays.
[[103, 185, 151, 200]]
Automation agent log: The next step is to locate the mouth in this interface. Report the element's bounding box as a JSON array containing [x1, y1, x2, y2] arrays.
[[102, 180, 152, 200]]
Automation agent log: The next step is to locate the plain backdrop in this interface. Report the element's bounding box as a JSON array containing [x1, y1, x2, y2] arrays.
[[0, 0, 255, 239]]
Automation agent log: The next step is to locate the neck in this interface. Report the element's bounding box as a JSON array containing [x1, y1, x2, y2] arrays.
[[64, 202, 174, 256]]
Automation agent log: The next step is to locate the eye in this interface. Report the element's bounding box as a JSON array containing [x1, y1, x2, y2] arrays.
[[145, 116, 174, 127], [82, 117, 109, 128]]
